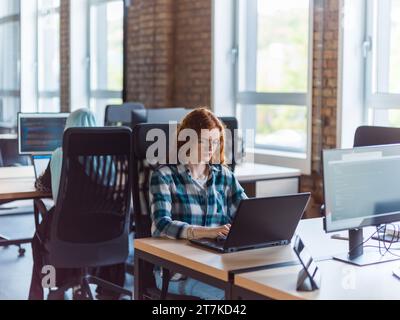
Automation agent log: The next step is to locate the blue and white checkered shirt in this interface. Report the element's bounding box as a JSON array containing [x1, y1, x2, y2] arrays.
[[149, 164, 247, 239]]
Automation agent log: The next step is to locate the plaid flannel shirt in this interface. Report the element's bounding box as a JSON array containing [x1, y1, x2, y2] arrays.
[[149, 164, 247, 239]]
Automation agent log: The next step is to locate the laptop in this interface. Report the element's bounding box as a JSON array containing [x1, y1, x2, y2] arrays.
[[190, 193, 311, 253], [32, 155, 51, 179]]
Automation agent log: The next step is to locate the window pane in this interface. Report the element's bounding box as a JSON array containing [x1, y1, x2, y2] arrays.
[[90, 1, 123, 92], [389, 0, 400, 93], [0, 0, 20, 19], [239, 0, 310, 93], [255, 105, 307, 152], [0, 21, 20, 91], [257, 0, 309, 92], [0, 97, 19, 129], [38, 2, 60, 94], [370, 108, 400, 127], [0, 1, 20, 130], [38, 0, 59, 11], [373, 0, 400, 94], [39, 97, 60, 113]]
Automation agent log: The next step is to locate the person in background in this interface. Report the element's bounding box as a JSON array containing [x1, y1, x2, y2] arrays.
[[149, 107, 247, 300], [29, 108, 125, 300]]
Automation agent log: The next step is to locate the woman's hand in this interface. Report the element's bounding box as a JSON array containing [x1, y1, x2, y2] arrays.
[[189, 224, 231, 240]]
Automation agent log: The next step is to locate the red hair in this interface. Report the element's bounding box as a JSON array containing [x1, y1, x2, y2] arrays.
[[177, 108, 226, 164]]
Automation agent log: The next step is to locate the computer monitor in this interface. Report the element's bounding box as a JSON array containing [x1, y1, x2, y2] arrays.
[[147, 108, 190, 123], [323, 144, 400, 266], [18, 113, 69, 155]]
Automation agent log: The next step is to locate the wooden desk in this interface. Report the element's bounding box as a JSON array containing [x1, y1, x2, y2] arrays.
[[134, 239, 297, 300], [134, 218, 347, 300], [0, 166, 51, 255], [233, 258, 400, 300], [231, 219, 400, 300], [0, 166, 50, 201], [235, 163, 301, 198]]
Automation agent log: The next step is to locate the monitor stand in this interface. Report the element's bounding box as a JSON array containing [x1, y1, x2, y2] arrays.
[[333, 228, 400, 266]]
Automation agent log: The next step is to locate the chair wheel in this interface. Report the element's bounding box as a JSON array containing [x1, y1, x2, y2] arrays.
[[47, 289, 66, 300], [72, 287, 90, 300], [18, 247, 26, 257]]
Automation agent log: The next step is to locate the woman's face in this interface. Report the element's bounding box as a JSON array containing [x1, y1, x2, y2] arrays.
[[196, 128, 221, 164]]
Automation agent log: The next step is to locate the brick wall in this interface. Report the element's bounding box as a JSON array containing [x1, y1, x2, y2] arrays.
[[173, 0, 212, 108], [60, 0, 70, 113], [301, 0, 339, 218], [125, 0, 176, 108], [125, 0, 212, 109]]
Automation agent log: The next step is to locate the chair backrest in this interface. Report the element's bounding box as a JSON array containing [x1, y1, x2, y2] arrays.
[[219, 117, 238, 172], [132, 123, 171, 239], [354, 126, 400, 147], [132, 118, 238, 238], [49, 127, 132, 269], [104, 102, 145, 126], [131, 109, 149, 129]]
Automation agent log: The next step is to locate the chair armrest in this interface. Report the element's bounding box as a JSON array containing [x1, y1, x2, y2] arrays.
[[33, 199, 50, 230]]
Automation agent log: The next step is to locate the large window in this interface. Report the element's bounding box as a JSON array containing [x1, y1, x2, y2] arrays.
[[0, 0, 20, 132], [365, 0, 400, 126], [20, 0, 60, 113], [37, 0, 60, 112], [89, 0, 124, 123], [236, 0, 312, 158]]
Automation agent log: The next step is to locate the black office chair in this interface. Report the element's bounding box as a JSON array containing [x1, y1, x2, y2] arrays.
[[132, 123, 201, 300], [131, 109, 148, 130], [104, 102, 145, 127], [219, 117, 239, 172], [35, 127, 132, 300], [353, 126, 400, 147]]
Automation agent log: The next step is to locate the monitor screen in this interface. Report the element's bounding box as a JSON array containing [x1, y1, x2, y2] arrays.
[[147, 108, 190, 123], [323, 144, 400, 232], [18, 113, 69, 155]]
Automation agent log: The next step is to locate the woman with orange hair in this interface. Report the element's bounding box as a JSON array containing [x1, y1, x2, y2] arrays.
[[149, 108, 247, 299]]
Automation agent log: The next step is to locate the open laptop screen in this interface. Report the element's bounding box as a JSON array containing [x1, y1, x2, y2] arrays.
[[18, 113, 68, 155]]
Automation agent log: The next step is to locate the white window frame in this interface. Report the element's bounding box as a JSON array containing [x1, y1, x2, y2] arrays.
[[88, 0, 123, 122], [36, 2, 60, 111], [365, 0, 400, 125], [234, 0, 314, 174], [0, 1, 21, 129]]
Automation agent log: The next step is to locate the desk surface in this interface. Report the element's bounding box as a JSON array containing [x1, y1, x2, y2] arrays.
[[135, 218, 345, 282], [0, 166, 50, 201], [0, 134, 18, 140], [235, 163, 301, 182], [234, 219, 400, 300], [235, 258, 400, 300], [135, 238, 297, 282]]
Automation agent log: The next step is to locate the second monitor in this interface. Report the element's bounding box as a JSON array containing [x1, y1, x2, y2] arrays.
[[18, 113, 69, 155], [323, 144, 400, 266]]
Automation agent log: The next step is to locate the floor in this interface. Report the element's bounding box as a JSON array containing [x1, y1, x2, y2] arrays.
[[0, 210, 134, 300]]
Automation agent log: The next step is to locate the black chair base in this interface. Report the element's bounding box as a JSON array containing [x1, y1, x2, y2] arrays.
[[0, 234, 27, 257], [144, 288, 202, 301], [47, 268, 132, 300]]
